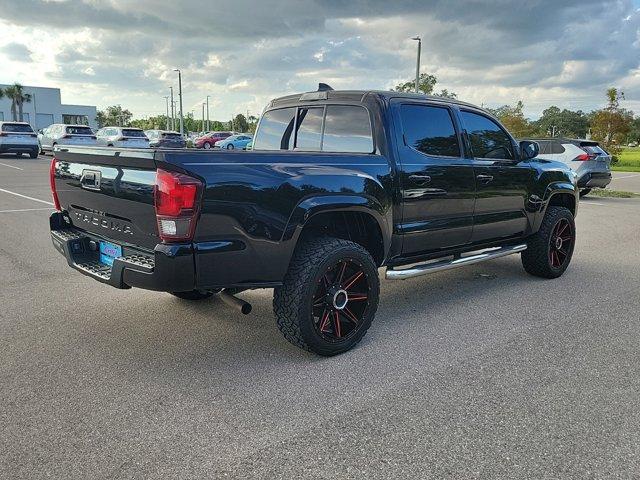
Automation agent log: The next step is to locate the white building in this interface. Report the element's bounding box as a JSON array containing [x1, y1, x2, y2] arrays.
[[0, 85, 97, 130]]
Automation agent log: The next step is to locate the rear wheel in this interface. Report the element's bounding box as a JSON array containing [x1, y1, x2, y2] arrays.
[[521, 206, 575, 279], [579, 188, 591, 197], [203, 142, 211, 149], [29, 151, 38, 159], [273, 237, 379, 356]]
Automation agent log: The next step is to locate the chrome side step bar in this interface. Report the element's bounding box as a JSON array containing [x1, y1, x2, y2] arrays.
[[386, 244, 527, 280]]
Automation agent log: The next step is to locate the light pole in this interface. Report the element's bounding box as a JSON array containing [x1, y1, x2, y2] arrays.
[[163, 96, 170, 130], [412, 36, 421, 94], [169, 86, 175, 131], [206, 95, 210, 132], [173, 69, 184, 135], [202, 103, 206, 135]]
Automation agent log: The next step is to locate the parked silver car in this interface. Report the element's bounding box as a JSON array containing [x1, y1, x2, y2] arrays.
[[96, 127, 150, 148], [526, 138, 612, 197], [38, 124, 97, 154], [0, 121, 39, 158], [144, 130, 186, 149]]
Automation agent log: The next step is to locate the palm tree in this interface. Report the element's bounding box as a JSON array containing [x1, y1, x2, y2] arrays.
[[4, 83, 32, 122]]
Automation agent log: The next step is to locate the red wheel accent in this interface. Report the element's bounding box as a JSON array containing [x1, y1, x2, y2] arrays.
[[549, 218, 573, 269], [311, 258, 371, 341]]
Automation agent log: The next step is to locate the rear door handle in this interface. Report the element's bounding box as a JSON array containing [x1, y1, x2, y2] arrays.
[[476, 174, 494, 184], [409, 174, 431, 185]]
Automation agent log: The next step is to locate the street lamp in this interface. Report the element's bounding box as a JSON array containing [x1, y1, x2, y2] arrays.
[[169, 86, 175, 131], [173, 69, 184, 135], [202, 103, 206, 135], [206, 95, 210, 132], [163, 96, 170, 130], [411, 36, 421, 94]]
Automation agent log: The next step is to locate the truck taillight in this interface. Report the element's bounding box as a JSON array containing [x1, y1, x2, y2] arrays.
[[154, 169, 202, 242], [50, 157, 61, 211]]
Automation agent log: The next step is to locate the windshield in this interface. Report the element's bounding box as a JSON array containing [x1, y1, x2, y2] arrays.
[[163, 133, 182, 140], [2, 123, 34, 133]]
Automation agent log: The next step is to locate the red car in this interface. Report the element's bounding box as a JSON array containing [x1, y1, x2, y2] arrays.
[[195, 131, 232, 149]]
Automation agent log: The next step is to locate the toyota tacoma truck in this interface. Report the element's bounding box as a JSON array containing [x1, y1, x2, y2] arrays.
[[49, 86, 578, 356]]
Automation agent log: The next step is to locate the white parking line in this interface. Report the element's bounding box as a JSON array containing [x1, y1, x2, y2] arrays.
[[612, 174, 639, 180], [0, 207, 55, 213], [0, 187, 54, 206], [580, 201, 605, 206], [0, 162, 23, 170]]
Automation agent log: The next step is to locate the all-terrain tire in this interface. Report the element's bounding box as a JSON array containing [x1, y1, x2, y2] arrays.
[[273, 237, 379, 356], [579, 189, 591, 198], [521, 206, 575, 279]]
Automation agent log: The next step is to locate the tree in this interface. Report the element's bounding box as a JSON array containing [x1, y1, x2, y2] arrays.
[[96, 105, 133, 127], [627, 117, 640, 144], [232, 114, 249, 132], [486, 101, 538, 138], [589, 88, 633, 163], [3, 83, 32, 121], [394, 73, 438, 95], [533, 106, 589, 138]]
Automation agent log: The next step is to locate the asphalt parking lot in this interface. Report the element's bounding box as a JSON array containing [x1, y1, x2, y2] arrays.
[[1, 155, 639, 479]]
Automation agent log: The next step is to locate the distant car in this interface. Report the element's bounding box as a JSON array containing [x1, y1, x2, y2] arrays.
[[195, 131, 232, 149], [0, 121, 39, 158], [627, 142, 638, 147], [144, 130, 186, 149], [38, 124, 97, 154], [96, 127, 150, 148], [525, 138, 612, 197], [215, 134, 253, 150]]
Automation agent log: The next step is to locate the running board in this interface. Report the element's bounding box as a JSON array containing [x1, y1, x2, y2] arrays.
[[385, 244, 527, 280]]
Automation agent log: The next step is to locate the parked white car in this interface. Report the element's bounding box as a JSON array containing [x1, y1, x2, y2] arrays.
[[0, 121, 39, 158], [38, 124, 97, 154], [96, 127, 150, 148]]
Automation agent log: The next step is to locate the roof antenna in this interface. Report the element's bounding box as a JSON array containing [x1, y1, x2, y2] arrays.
[[318, 83, 334, 92]]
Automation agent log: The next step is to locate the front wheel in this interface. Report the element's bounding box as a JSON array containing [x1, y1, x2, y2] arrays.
[[579, 189, 591, 198], [226, 144, 234, 150], [521, 206, 575, 279], [203, 142, 211, 149], [273, 237, 379, 356]]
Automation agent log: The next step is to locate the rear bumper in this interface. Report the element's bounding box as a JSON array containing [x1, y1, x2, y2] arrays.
[[0, 143, 39, 154], [578, 171, 611, 188], [50, 213, 195, 292]]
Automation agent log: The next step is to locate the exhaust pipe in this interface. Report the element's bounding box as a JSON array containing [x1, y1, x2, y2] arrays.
[[219, 290, 252, 315]]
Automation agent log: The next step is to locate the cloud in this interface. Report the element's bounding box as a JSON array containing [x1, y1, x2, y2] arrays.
[[0, 0, 638, 119], [0, 42, 33, 62]]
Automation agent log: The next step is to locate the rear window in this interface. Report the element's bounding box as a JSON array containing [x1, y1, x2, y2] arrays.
[[582, 145, 607, 156], [66, 126, 93, 135], [294, 107, 323, 151], [253, 107, 296, 150], [2, 123, 33, 133], [322, 105, 373, 153], [163, 133, 182, 140], [122, 129, 146, 138], [400, 104, 460, 157]]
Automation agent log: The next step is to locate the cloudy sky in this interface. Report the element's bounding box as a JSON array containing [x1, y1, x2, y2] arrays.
[[1, 0, 639, 121]]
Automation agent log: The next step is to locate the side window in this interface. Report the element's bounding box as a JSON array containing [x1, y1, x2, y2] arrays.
[[550, 141, 566, 154], [537, 140, 549, 155], [322, 105, 373, 153], [253, 107, 296, 150], [294, 107, 323, 151], [460, 111, 513, 160], [400, 104, 460, 157]]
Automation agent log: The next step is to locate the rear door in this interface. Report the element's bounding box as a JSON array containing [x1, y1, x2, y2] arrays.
[[391, 100, 475, 255], [53, 148, 159, 250], [459, 109, 535, 243]]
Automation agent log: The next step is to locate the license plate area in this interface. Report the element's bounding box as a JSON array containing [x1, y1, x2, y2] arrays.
[[99, 241, 122, 266]]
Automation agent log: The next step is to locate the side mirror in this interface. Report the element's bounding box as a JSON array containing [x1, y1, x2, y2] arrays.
[[520, 140, 539, 160]]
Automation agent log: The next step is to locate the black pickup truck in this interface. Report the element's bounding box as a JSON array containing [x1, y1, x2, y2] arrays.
[[49, 87, 578, 355]]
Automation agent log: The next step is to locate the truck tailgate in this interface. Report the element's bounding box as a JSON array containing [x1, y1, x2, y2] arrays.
[[52, 147, 159, 250]]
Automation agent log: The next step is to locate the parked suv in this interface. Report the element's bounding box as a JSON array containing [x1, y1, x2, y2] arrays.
[[525, 138, 611, 197], [195, 131, 232, 149], [144, 130, 186, 149], [39, 124, 97, 154], [96, 127, 149, 148], [0, 121, 39, 158]]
